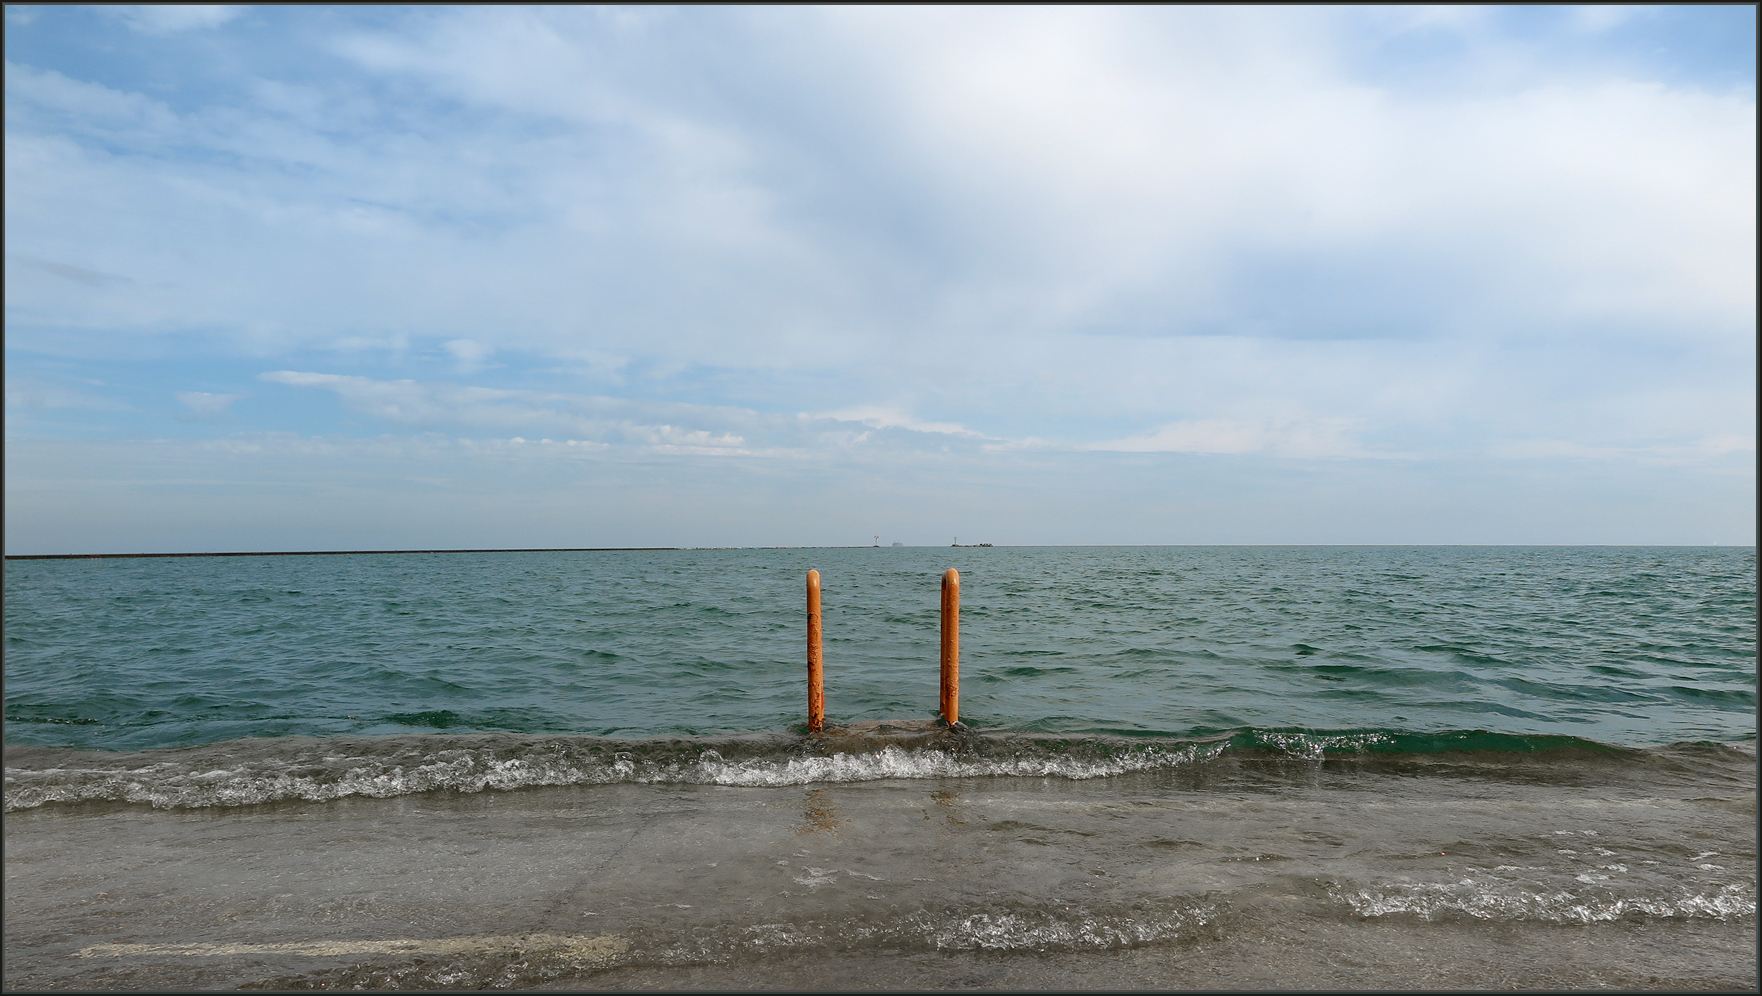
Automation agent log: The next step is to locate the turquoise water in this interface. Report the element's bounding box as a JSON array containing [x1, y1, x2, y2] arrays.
[[4, 546, 1754, 751], [4, 547, 1755, 987]]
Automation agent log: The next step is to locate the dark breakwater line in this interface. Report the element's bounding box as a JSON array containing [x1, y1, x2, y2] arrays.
[[5, 726, 1753, 812], [3, 547, 688, 561]]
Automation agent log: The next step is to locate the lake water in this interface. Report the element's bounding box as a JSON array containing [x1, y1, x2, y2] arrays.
[[4, 547, 1755, 990]]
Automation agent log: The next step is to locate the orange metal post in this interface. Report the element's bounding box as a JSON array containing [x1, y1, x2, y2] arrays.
[[807, 569, 824, 733], [940, 568, 960, 725]]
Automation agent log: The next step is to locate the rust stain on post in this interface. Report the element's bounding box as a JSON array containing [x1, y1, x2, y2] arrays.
[[807, 569, 824, 733], [941, 568, 960, 725]]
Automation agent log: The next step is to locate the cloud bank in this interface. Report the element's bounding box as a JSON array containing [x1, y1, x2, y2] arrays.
[[3, 5, 1753, 551]]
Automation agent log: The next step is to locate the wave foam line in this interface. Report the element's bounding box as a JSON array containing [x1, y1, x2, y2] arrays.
[[1336, 882, 1756, 922], [3, 742, 1220, 811], [643, 903, 1220, 964], [78, 934, 629, 963]]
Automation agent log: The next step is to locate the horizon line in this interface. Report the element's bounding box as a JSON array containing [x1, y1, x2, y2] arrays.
[[5, 543, 1754, 561]]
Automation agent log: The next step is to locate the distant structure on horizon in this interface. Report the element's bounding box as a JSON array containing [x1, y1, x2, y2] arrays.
[[891, 541, 904, 547]]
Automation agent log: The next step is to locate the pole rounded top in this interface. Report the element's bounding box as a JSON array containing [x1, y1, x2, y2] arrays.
[[807, 569, 820, 587], [943, 568, 959, 585]]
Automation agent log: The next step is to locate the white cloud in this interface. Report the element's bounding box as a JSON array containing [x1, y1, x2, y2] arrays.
[[1568, 5, 1660, 34], [103, 5, 245, 36], [255, 371, 1122, 460], [1488, 434, 1755, 464], [256, 370, 872, 456], [824, 406, 986, 438], [175, 391, 244, 418], [3, 61, 180, 136], [6, 8, 1747, 373], [5, 378, 132, 412], [1090, 418, 1374, 459], [442, 339, 495, 372]]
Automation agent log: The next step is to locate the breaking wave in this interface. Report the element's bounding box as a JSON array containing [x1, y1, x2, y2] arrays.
[[4, 728, 1746, 812], [3, 731, 1226, 811]]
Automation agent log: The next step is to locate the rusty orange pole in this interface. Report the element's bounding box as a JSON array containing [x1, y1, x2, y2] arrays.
[[807, 569, 824, 733], [940, 568, 959, 725]]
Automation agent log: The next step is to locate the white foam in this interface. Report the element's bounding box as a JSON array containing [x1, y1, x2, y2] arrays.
[[921, 908, 1212, 951], [683, 743, 1216, 788], [1336, 881, 1756, 922], [2, 741, 1220, 811], [646, 904, 1217, 964], [78, 934, 629, 964]]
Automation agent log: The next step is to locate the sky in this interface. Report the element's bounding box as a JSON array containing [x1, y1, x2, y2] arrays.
[[4, 4, 1755, 554]]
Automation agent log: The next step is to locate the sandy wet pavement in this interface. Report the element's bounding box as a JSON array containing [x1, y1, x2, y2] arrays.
[[13, 906, 1756, 991], [5, 758, 1755, 991]]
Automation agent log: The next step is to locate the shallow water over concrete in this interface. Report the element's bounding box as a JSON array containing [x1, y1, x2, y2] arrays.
[[6, 745, 1753, 990]]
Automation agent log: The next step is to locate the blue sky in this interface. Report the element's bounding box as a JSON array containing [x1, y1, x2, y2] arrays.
[[4, 4, 1754, 553]]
